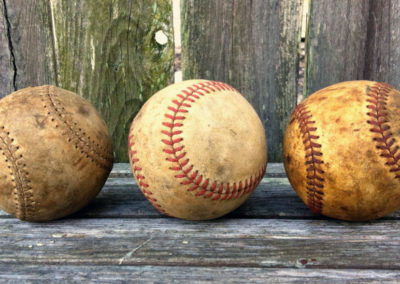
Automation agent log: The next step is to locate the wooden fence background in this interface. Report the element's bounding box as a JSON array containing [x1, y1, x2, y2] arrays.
[[0, 0, 399, 162]]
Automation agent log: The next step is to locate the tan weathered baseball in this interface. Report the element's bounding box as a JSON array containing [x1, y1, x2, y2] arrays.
[[283, 80, 400, 221], [0, 85, 113, 221], [128, 80, 267, 220]]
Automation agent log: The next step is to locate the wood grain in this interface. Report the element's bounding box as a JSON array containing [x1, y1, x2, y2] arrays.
[[0, 265, 399, 283], [181, 0, 301, 162], [49, 0, 174, 162], [0, 218, 400, 269], [0, 0, 57, 97], [0, 0, 13, 98], [364, 0, 400, 87], [305, 0, 400, 96], [305, 0, 369, 95], [0, 1, 174, 162]]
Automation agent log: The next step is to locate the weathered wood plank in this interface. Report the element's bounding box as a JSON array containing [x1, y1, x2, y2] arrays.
[[181, 0, 301, 162], [2, 0, 57, 92], [0, 265, 399, 283], [364, 0, 400, 87], [305, 0, 370, 95], [305, 1, 400, 95], [0, 0, 13, 98], [49, 0, 174, 162], [0, 218, 399, 269]]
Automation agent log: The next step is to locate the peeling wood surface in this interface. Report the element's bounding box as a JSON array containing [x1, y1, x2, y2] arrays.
[[1, 163, 400, 282], [181, 0, 301, 162]]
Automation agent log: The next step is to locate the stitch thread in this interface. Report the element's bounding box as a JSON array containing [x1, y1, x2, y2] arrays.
[[161, 81, 266, 200], [128, 129, 168, 215], [293, 103, 325, 214], [367, 82, 400, 177], [42, 86, 113, 171], [0, 126, 34, 220]]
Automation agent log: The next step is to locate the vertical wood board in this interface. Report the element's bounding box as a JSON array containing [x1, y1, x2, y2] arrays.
[[0, 0, 57, 97], [50, 0, 174, 162], [305, 0, 400, 96], [364, 0, 400, 87], [305, 0, 370, 96], [0, 0, 13, 97], [181, 0, 301, 162]]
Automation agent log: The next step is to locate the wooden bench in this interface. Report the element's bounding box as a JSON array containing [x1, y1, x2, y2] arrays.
[[1, 163, 399, 282]]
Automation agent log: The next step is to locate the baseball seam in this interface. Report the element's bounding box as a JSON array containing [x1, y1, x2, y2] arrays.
[[161, 81, 266, 201], [42, 86, 113, 171], [367, 82, 400, 177], [292, 103, 325, 214], [128, 129, 168, 215], [0, 126, 35, 220]]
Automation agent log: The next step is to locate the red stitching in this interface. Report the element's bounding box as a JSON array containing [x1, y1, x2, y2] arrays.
[[161, 81, 266, 200], [367, 82, 400, 178], [128, 130, 168, 215], [292, 104, 325, 214]]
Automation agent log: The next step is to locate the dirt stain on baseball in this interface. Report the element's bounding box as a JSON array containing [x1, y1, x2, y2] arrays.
[[78, 105, 90, 117], [34, 114, 47, 129]]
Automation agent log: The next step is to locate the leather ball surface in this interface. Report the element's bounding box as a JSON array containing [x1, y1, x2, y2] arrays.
[[283, 80, 400, 221], [128, 80, 267, 220], [0, 85, 113, 221]]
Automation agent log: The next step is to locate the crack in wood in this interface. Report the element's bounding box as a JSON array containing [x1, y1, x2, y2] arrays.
[[119, 236, 153, 265], [2, 0, 16, 90]]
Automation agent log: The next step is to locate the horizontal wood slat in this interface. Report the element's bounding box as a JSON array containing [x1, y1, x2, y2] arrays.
[[0, 218, 399, 269], [0, 265, 399, 283]]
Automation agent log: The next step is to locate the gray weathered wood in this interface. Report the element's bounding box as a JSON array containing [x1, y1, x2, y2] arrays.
[[305, 0, 400, 96], [305, 0, 370, 95], [0, 0, 13, 98], [0, 218, 399, 269], [364, 0, 400, 87], [0, 265, 399, 283], [1, 0, 57, 93], [181, 0, 301, 162]]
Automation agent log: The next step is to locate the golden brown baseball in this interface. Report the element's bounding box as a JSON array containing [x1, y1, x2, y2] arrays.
[[0, 85, 113, 221], [128, 80, 267, 220], [283, 80, 400, 221]]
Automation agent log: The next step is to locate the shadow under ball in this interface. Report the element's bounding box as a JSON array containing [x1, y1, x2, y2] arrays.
[[0, 85, 113, 221], [283, 80, 400, 221]]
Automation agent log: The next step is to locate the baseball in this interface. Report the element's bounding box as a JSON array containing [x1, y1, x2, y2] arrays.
[[0, 85, 113, 221], [283, 80, 400, 221], [128, 80, 267, 220]]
